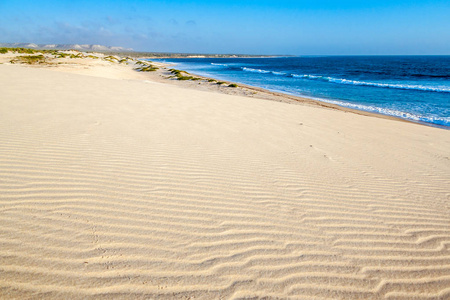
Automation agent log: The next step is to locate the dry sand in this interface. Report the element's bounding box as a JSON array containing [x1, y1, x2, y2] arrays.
[[0, 57, 449, 299]]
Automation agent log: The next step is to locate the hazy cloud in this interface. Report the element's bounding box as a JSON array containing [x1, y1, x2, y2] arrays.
[[34, 21, 116, 45], [106, 16, 121, 25]]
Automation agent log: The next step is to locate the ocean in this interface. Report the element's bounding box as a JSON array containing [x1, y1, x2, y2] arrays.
[[152, 56, 450, 127]]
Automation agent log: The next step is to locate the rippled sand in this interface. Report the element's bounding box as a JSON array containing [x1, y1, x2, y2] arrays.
[[0, 63, 449, 299]]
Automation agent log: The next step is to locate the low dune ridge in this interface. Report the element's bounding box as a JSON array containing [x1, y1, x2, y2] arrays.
[[0, 63, 449, 299]]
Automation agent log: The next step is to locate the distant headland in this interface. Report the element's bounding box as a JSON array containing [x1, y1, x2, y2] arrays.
[[0, 42, 287, 58]]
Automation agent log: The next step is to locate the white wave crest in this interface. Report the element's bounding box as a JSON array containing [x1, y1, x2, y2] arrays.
[[318, 98, 450, 126], [211, 63, 228, 67], [291, 74, 450, 93], [241, 67, 288, 76], [242, 67, 271, 74]]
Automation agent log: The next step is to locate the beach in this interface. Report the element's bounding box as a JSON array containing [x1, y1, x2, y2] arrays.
[[0, 52, 449, 299]]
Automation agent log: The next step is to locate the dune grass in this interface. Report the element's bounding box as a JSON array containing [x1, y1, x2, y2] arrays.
[[12, 48, 38, 54], [56, 52, 69, 58], [136, 61, 149, 66], [10, 55, 46, 64], [135, 65, 159, 72], [103, 55, 119, 63], [168, 68, 201, 80]]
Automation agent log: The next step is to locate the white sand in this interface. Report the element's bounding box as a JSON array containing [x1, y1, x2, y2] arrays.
[[0, 62, 449, 299]]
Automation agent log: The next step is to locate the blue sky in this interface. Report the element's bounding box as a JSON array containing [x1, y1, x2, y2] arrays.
[[0, 0, 449, 55]]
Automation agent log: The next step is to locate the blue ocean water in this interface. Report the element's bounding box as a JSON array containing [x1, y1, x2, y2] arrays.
[[152, 56, 450, 127]]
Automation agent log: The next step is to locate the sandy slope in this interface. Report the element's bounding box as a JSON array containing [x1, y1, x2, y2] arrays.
[[0, 64, 449, 299]]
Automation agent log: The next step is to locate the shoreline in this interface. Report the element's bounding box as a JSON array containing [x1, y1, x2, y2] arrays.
[[146, 59, 445, 129], [145, 58, 448, 130], [230, 82, 449, 130], [0, 48, 444, 129]]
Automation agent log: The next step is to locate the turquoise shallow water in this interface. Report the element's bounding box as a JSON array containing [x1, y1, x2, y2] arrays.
[[153, 56, 450, 127]]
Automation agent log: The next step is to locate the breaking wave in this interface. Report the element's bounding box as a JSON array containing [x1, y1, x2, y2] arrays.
[[291, 74, 450, 93], [212, 64, 450, 93], [318, 98, 450, 127]]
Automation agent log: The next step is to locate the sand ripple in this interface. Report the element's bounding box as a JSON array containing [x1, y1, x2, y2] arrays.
[[1, 65, 449, 299]]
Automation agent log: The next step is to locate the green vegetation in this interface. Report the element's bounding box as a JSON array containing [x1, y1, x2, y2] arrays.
[[135, 65, 158, 72], [0, 47, 86, 61], [135, 60, 149, 66], [70, 53, 84, 59], [0, 47, 61, 55], [43, 51, 85, 59], [0, 48, 160, 68], [177, 75, 195, 80], [169, 68, 183, 75], [10, 55, 46, 64], [228, 83, 238, 88], [12, 47, 38, 54], [216, 81, 226, 85], [207, 79, 216, 82], [56, 52, 69, 58], [168, 68, 201, 81], [103, 55, 119, 63], [134, 60, 158, 71]]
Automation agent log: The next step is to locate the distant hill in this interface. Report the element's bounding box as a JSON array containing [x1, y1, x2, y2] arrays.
[[0, 43, 133, 52], [0, 42, 289, 58]]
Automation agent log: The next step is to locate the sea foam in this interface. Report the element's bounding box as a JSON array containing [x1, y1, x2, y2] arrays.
[[316, 98, 450, 126], [234, 65, 450, 93], [292, 74, 450, 93]]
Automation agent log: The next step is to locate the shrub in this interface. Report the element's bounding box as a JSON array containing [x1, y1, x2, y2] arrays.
[[216, 81, 226, 85], [136, 60, 149, 66], [69, 53, 84, 59], [57, 52, 70, 58], [11, 55, 46, 64], [104, 55, 118, 61], [169, 68, 183, 75], [136, 65, 158, 72], [13, 48, 37, 54], [228, 83, 238, 88], [0, 48, 8, 54], [168, 68, 202, 81], [177, 75, 195, 80]]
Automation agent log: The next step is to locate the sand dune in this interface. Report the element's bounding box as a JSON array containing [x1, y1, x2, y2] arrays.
[[0, 64, 449, 299]]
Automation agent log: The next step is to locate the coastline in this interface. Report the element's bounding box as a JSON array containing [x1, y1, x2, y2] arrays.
[[144, 59, 434, 128], [1, 50, 449, 299], [149, 57, 449, 129], [0, 49, 442, 128]]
